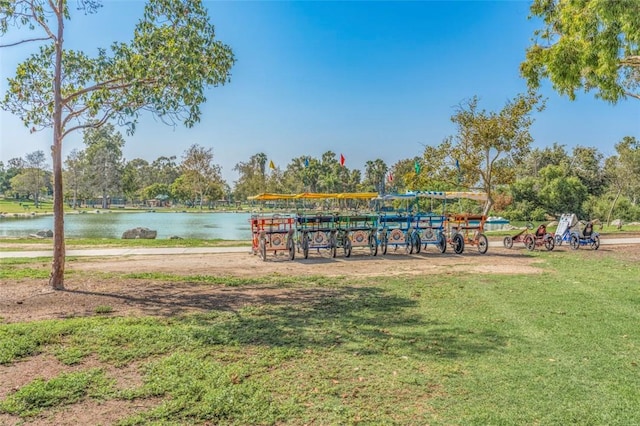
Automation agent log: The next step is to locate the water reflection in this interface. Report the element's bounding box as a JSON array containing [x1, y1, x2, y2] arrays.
[[0, 211, 252, 240]]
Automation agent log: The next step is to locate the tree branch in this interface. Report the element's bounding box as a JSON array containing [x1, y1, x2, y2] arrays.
[[620, 55, 640, 68], [61, 77, 157, 104], [62, 108, 114, 139], [0, 36, 53, 48], [624, 91, 640, 101]]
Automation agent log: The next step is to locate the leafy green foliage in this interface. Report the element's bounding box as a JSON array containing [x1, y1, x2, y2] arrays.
[[1, 0, 235, 288], [421, 93, 543, 214], [522, 0, 640, 102]]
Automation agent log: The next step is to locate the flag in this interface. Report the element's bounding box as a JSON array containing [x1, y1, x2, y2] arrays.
[[269, 160, 275, 170], [304, 157, 309, 168], [340, 154, 345, 167], [414, 160, 421, 174], [455, 159, 460, 172], [388, 173, 394, 182]]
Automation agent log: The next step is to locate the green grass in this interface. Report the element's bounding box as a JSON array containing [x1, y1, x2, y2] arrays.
[[94, 305, 114, 315], [0, 257, 52, 279], [0, 237, 249, 250], [1, 252, 640, 424], [0, 369, 113, 417], [0, 198, 244, 215]]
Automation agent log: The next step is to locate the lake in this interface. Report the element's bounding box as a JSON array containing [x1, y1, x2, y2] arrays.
[[0, 211, 253, 240]]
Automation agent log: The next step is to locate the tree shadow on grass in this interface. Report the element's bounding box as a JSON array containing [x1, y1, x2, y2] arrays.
[[63, 283, 509, 360]]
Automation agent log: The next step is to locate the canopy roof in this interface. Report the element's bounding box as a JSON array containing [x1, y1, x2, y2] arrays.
[[378, 191, 488, 202], [248, 191, 486, 202], [248, 192, 378, 201], [247, 193, 296, 201]]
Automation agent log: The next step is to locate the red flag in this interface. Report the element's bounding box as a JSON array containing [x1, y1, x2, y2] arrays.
[[340, 154, 345, 166], [388, 173, 394, 182]]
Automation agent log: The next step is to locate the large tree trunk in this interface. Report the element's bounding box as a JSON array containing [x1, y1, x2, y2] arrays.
[[49, 1, 65, 290]]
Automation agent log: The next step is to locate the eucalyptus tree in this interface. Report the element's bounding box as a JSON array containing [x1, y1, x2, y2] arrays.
[[518, 143, 571, 179], [1, 158, 25, 197], [233, 152, 268, 200], [150, 156, 179, 186], [604, 136, 640, 224], [9, 153, 51, 205], [0, 162, 7, 195], [83, 124, 125, 208], [178, 144, 224, 209], [0, 0, 235, 289], [568, 146, 606, 196], [63, 149, 88, 209], [122, 158, 151, 205], [521, 0, 640, 102], [23, 150, 49, 207]]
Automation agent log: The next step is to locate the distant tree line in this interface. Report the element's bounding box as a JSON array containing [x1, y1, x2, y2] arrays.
[[3, 118, 640, 223]]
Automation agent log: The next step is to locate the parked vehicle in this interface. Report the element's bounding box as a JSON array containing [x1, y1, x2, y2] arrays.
[[569, 220, 600, 250]]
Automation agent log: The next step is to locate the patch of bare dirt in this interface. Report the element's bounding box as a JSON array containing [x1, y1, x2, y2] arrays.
[[1, 247, 542, 324], [0, 354, 156, 426]]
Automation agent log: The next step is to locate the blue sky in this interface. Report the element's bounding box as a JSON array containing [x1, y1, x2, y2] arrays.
[[1, 1, 639, 184]]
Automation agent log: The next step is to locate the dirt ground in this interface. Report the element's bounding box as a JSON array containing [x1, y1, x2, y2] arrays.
[[2, 243, 633, 324], [1, 242, 638, 425]]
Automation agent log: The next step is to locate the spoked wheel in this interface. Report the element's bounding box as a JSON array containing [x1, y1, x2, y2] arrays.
[[368, 233, 378, 256], [569, 234, 579, 250], [259, 236, 267, 261], [302, 233, 310, 259], [344, 238, 352, 258], [380, 233, 388, 255], [412, 232, 421, 254], [477, 233, 488, 254], [287, 235, 295, 260], [524, 235, 535, 251], [452, 233, 464, 254], [554, 234, 563, 246], [544, 235, 555, 251], [591, 235, 600, 250], [503, 236, 513, 249], [437, 232, 447, 253]]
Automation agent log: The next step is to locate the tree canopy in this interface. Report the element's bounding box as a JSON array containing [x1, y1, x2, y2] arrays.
[[0, 0, 235, 289], [521, 0, 640, 102]]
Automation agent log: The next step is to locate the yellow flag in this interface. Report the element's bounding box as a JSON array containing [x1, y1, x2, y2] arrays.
[[269, 160, 275, 170]]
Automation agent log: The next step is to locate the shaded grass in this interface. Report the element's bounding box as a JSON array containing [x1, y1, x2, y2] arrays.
[[1, 250, 640, 424]]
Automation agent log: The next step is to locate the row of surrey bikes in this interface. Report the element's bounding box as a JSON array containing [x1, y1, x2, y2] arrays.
[[250, 192, 602, 261], [248, 192, 599, 262]]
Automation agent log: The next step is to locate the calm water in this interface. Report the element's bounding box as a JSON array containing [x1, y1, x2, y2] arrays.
[[0, 211, 253, 240]]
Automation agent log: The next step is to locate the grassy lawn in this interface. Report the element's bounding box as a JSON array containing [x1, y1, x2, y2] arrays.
[[2, 251, 640, 424], [0, 198, 241, 215], [0, 237, 249, 250]]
